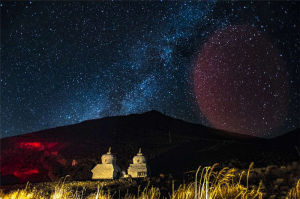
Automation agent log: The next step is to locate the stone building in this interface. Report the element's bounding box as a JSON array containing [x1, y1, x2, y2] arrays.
[[127, 148, 148, 178], [91, 147, 121, 179]]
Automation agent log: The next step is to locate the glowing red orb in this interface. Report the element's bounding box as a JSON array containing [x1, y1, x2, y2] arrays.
[[193, 25, 289, 137]]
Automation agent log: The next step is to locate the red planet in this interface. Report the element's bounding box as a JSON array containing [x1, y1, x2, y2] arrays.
[[193, 25, 289, 137]]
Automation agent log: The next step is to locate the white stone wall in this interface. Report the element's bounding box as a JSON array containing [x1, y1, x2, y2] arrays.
[[91, 164, 121, 179], [128, 163, 148, 178]]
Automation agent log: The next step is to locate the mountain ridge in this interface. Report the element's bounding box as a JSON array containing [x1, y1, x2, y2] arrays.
[[1, 110, 299, 185], [1, 110, 264, 141]]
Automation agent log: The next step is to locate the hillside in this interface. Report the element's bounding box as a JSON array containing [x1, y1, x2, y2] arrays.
[[1, 110, 299, 185]]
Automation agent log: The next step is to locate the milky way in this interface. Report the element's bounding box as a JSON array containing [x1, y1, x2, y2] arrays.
[[1, 1, 299, 138]]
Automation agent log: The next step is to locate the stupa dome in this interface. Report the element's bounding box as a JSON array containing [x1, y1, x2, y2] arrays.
[[101, 147, 116, 164], [133, 148, 146, 164]]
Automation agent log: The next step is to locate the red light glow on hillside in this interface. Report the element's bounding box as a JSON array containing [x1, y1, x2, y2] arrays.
[[1, 139, 67, 183], [19, 142, 43, 150], [13, 169, 39, 180], [18, 141, 59, 151]]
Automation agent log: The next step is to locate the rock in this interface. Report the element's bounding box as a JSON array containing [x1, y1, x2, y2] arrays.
[[280, 166, 287, 170], [269, 194, 276, 199], [159, 173, 165, 179], [265, 165, 277, 175], [275, 178, 285, 185]]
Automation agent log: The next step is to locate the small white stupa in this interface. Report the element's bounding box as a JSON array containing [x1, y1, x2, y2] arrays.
[[127, 148, 148, 178], [91, 147, 121, 179]]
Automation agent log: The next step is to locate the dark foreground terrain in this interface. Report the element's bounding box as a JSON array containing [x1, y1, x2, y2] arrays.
[[1, 162, 299, 198], [1, 111, 299, 198]]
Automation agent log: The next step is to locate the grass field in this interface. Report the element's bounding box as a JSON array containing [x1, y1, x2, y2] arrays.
[[1, 163, 299, 199]]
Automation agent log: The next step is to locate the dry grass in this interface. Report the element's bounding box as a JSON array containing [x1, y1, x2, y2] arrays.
[[286, 179, 300, 199], [170, 163, 262, 199], [123, 186, 161, 199], [0, 163, 295, 199], [85, 185, 113, 199], [0, 183, 47, 199]]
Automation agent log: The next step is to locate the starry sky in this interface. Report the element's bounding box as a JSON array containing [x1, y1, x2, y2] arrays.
[[1, 1, 299, 138]]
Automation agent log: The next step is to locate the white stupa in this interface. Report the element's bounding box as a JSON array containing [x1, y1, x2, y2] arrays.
[[91, 147, 121, 179], [127, 148, 148, 178]]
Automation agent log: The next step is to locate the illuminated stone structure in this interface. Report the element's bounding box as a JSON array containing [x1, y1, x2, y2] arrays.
[[91, 147, 121, 179], [127, 148, 148, 178]]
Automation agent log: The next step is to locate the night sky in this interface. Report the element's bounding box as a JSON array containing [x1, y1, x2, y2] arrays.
[[1, 1, 299, 138]]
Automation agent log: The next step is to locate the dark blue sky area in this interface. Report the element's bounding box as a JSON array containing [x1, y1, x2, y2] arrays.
[[1, 1, 299, 138]]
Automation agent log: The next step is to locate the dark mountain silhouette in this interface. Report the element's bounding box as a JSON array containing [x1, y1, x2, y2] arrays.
[[1, 110, 299, 185]]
